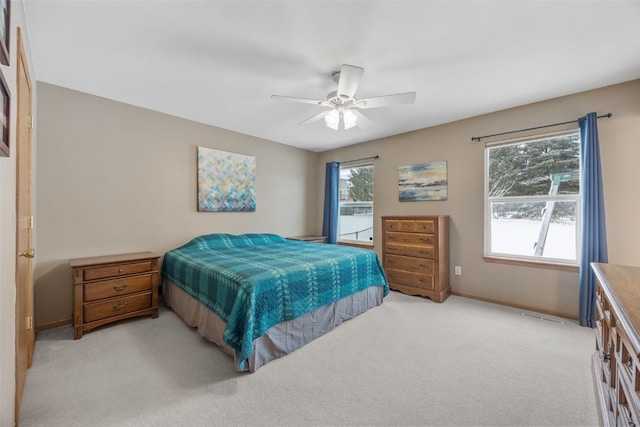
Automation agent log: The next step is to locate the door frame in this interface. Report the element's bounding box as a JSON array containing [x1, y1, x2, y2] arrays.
[[14, 26, 34, 423]]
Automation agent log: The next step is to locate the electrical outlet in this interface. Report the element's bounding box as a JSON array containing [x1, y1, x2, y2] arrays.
[[454, 266, 462, 276]]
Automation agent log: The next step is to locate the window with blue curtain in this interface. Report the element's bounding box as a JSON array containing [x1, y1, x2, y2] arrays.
[[322, 162, 340, 244], [578, 112, 608, 327]]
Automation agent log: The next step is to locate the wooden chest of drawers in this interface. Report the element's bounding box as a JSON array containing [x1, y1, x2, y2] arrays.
[[381, 215, 450, 302], [70, 252, 160, 339], [592, 263, 640, 426]]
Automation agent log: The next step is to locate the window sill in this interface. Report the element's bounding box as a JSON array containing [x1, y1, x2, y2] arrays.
[[483, 256, 579, 272]]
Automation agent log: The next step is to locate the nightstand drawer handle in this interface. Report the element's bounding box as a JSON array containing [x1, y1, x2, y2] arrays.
[[112, 302, 128, 311], [113, 284, 128, 292]]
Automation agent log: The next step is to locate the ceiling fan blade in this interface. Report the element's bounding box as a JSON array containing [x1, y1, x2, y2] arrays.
[[336, 64, 364, 99], [353, 110, 374, 129], [271, 95, 330, 106], [298, 110, 328, 126], [357, 92, 416, 109]]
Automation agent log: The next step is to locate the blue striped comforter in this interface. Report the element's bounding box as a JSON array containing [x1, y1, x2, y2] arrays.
[[161, 233, 389, 369]]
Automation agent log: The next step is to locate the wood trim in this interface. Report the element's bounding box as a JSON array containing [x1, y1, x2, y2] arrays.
[[483, 256, 579, 273], [451, 290, 579, 321], [15, 26, 35, 424], [36, 317, 72, 333]]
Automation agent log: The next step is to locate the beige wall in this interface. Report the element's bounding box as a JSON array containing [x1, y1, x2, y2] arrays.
[[31, 79, 640, 336], [317, 79, 640, 318], [0, 4, 36, 425], [34, 83, 319, 327]]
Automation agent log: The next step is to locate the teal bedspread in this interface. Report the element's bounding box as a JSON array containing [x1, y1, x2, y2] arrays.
[[161, 233, 389, 369]]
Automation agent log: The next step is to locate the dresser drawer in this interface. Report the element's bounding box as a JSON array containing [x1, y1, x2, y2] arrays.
[[386, 268, 434, 290], [385, 232, 434, 245], [84, 293, 152, 323], [385, 255, 434, 274], [84, 261, 153, 281], [385, 220, 435, 233], [385, 243, 434, 259], [84, 274, 153, 302], [616, 325, 639, 388]]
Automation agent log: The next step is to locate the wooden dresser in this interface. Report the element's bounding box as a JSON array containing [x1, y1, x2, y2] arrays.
[[592, 263, 640, 426], [381, 215, 450, 302], [70, 252, 160, 339]]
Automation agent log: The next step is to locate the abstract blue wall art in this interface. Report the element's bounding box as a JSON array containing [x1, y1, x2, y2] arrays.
[[399, 160, 448, 201], [197, 147, 256, 212]]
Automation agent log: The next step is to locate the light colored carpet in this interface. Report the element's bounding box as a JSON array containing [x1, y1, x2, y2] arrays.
[[19, 292, 599, 426]]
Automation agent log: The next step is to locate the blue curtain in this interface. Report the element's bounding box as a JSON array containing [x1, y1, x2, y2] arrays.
[[578, 112, 608, 327], [322, 162, 340, 244]]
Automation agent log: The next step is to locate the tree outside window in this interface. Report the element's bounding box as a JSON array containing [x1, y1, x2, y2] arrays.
[[485, 132, 581, 263], [339, 164, 374, 244]]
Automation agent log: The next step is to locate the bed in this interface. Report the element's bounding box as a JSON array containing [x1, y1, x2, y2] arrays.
[[161, 233, 389, 372]]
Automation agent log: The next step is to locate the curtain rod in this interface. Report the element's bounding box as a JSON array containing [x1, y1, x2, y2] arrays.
[[471, 113, 612, 142], [338, 155, 379, 165]]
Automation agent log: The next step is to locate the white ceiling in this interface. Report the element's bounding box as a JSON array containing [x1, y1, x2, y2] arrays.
[[23, 0, 640, 152]]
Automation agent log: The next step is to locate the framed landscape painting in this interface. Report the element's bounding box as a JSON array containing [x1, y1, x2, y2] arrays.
[[197, 147, 256, 212], [399, 160, 448, 201]]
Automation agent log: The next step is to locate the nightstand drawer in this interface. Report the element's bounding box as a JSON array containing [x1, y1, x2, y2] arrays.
[[84, 261, 153, 281], [84, 275, 152, 302], [84, 293, 152, 323]]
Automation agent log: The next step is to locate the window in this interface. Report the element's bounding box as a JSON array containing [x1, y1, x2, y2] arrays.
[[484, 131, 581, 264], [339, 163, 373, 244]]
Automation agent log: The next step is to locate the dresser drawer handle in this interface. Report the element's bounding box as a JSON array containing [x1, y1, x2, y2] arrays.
[[388, 236, 397, 240], [388, 260, 396, 264], [112, 302, 128, 311], [117, 268, 124, 273], [419, 250, 431, 254], [113, 284, 128, 292], [389, 274, 398, 278], [419, 279, 429, 283], [419, 264, 429, 268]]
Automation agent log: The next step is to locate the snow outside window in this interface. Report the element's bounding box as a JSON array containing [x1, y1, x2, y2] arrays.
[[339, 163, 374, 245], [484, 131, 581, 265]]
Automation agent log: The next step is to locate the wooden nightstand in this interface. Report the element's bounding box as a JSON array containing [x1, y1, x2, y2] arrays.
[[70, 252, 160, 339], [287, 235, 327, 243]]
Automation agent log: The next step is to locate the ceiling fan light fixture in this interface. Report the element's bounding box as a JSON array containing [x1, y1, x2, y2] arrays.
[[343, 109, 357, 130], [324, 109, 340, 130], [272, 64, 416, 131]]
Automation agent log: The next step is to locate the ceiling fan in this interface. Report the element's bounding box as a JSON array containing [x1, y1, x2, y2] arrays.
[[271, 64, 416, 130]]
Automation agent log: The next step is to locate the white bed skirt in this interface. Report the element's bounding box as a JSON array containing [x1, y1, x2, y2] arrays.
[[163, 278, 384, 372]]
